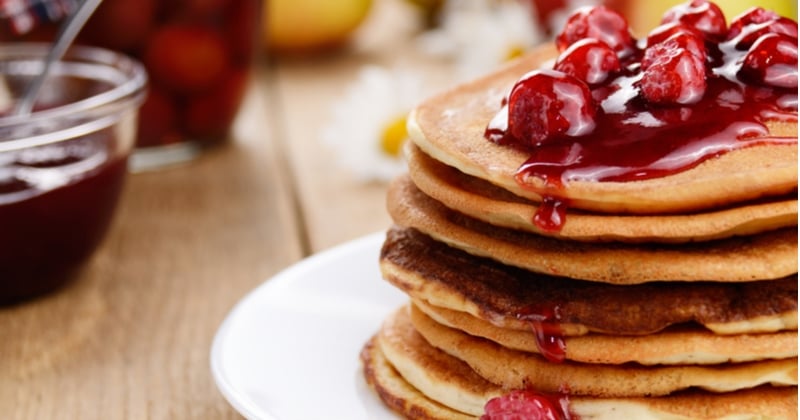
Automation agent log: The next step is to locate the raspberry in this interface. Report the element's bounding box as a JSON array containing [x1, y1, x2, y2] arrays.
[[640, 39, 707, 105], [507, 70, 597, 147], [554, 38, 621, 85], [738, 33, 798, 89], [661, 0, 727, 40], [555, 6, 635, 56], [726, 7, 798, 49], [482, 390, 571, 420], [643, 30, 707, 68]]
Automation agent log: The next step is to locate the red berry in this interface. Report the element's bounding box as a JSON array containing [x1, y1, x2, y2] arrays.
[[640, 40, 707, 105], [136, 87, 180, 148], [554, 38, 621, 85], [144, 24, 230, 93], [738, 33, 798, 89], [555, 6, 635, 56], [183, 69, 249, 140], [646, 21, 703, 48], [642, 30, 706, 68], [482, 390, 570, 420], [726, 7, 798, 49], [507, 70, 597, 146], [661, 0, 727, 40]]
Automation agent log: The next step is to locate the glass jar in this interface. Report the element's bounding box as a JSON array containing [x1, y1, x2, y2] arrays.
[[2, 0, 263, 169]]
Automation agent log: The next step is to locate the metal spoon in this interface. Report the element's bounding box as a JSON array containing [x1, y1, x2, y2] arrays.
[[12, 0, 104, 116]]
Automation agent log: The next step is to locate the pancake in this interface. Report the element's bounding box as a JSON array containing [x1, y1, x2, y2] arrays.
[[406, 144, 799, 243], [412, 300, 798, 365], [380, 227, 798, 336], [362, 306, 798, 419], [407, 44, 798, 215], [407, 305, 797, 397], [387, 179, 799, 283]]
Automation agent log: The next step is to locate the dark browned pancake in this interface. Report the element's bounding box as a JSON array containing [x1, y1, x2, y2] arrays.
[[412, 300, 798, 365], [387, 178, 799, 283], [407, 44, 798, 215], [406, 144, 799, 243], [380, 227, 798, 336], [362, 306, 798, 418]]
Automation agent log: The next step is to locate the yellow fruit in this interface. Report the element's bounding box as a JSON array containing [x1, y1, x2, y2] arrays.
[[265, 0, 374, 53]]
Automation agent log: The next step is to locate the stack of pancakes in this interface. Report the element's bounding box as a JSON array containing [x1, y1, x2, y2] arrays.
[[360, 45, 798, 419]]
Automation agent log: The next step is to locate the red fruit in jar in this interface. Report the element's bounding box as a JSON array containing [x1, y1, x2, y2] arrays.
[[144, 24, 230, 93], [137, 87, 181, 147], [738, 33, 798, 89], [661, 0, 726, 40], [227, 0, 261, 64], [554, 38, 621, 85], [555, 6, 635, 56], [640, 38, 707, 105], [183, 70, 249, 140], [507, 69, 597, 146], [482, 390, 571, 420], [726, 7, 798, 49], [79, 0, 156, 51]]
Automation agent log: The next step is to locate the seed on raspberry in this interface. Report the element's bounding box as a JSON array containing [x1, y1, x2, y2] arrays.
[[726, 7, 798, 49], [738, 33, 798, 89], [640, 42, 707, 105], [555, 5, 636, 56], [661, 0, 727, 40], [554, 38, 621, 85], [507, 70, 597, 147]]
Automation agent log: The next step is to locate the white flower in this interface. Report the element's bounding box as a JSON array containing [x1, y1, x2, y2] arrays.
[[321, 65, 425, 183], [417, 0, 546, 81]]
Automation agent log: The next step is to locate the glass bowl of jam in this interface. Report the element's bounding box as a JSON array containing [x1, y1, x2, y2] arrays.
[[0, 43, 147, 304]]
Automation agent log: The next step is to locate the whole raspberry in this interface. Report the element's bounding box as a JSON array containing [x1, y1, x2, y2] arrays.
[[554, 38, 621, 85], [482, 390, 571, 420], [661, 0, 727, 40], [555, 6, 635, 56], [507, 70, 597, 147], [738, 33, 798, 89], [726, 7, 798, 49], [640, 38, 708, 105]]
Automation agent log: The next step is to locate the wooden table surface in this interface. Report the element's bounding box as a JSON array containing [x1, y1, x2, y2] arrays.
[[0, 1, 442, 418]]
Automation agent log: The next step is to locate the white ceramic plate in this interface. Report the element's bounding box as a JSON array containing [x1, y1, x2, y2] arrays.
[[211, 232, 406, 419]]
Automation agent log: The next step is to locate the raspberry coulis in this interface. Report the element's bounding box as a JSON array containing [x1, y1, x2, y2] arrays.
[[485, 3, 798, 233]]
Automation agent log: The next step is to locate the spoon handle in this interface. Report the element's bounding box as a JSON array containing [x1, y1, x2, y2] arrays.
[[13, 0, 104, 116]]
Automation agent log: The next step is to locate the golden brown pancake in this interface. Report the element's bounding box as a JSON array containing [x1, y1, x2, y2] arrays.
[[407, 44, 798, 215], [387, 180, 799, 283], [406, 144, 799, 243], [412, 300, 798, 365], [405, 305, 797, 397], [380, 227, 798, 336], [363, 306, 798, 419]]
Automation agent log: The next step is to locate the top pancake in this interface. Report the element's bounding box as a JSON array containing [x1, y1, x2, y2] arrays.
[[407, 143, 798, 243], [407, 44, 798, 215]]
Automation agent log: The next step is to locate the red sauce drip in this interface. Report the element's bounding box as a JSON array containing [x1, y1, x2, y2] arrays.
[[486, 34, 798, 233], [0, 130, 127, 304], [482, 389, 574, 420], [517, 304, 567, 363]]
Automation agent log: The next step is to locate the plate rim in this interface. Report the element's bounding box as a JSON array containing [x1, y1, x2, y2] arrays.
[[209, 231, 388, 420]]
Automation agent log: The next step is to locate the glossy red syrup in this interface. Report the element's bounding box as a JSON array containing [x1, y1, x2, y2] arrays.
[[0, 130, 127, 304], [485, 4, 798, 232], [482, 389, 573, 420], [517, 304, 567, 363]]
